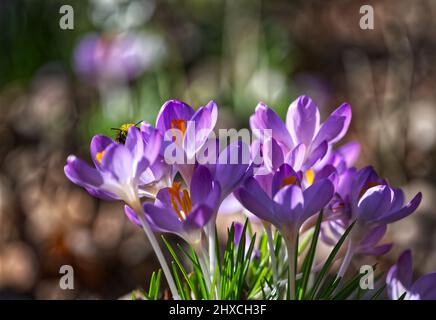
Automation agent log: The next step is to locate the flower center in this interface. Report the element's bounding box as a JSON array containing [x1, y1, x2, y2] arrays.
[[306, 169, 315, 186], [171, 119, 187, 144], [281, 175, 299, 188], [168, 181, 192, 221], [359, 181, 381, 198], [95, 150, 106, 164]]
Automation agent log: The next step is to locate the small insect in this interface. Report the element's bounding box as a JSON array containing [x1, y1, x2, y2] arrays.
[[111, 121, 142, 144]]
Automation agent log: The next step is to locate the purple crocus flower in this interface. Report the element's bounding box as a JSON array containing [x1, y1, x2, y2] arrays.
[[387, 250, 436, 300], [322, 165, 421, 275], [156, 99, 218, 183], [250, 95, 352, 173], [125, 166, 221, 246], [64, 124, 161, 208], [234, 164, 334, 238]]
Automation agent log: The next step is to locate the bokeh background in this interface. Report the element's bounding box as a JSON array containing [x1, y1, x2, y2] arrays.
[[1, 0, 436, 299]]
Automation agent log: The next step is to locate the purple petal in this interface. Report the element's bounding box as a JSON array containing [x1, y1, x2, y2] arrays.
[[285, 143, 306, 171], [65, 155, 104, 188], [125, 126, 150, 179], [303, 140, 328, 170], [273, 184, 304, 224], [124, 205, 141, 227], [250, 102, 293, 149], [272, 164, 299, 197], [184, 204, 214, 230], [357, 185, 393, 222], [262, 137, 284, 172], [184, 101, 218, 159], [377, 192, 422, 224], [286, 95, 320, 147], [302, 179, 334, 222], [337, 141, 360, 167], [100, 144, 135, 183], [312, 102, 352, 147], [233, 222, 244, 245], [90, 135, 115, 167], [143, 202, 183, 234], [234, 177, 276, 224], [387, 249, 414, 300], [141, 124, 162, 165], [409, 273, 436, 300], [156, 99, 195, 133], [358, 243, 392, 256], [215, 141, 250, 198], [190, 165, 220, 209], [359, 224, 387, 248]]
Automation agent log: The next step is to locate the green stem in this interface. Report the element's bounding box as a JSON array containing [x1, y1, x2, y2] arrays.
[[135, 206, 181, 300], [264, 225, 279, 287]]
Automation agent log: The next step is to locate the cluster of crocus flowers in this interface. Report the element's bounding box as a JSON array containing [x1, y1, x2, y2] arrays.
[[65, 95, 429, 300]]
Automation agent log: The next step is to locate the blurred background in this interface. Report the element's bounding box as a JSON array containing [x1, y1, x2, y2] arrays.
[[1, 0, 436, 299]]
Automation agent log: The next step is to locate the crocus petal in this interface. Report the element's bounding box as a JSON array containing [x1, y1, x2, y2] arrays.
[[302, 179, 334, 222], [100, 144, 134, 183], [184, 204, 214, 230], [358, 243, 392, 256], [250, 102, 293, 149], [141, 125, 162, 165], [387, 249, 414, 300], [272, 184, 304, 225], [272, 164, 299, 197], [286, 95, 320, 147], [124, 205, 141, 227], [190, 165, 220, 209], [90, 135, 115, 167], [215, 141, 250, 198], [312, 102, 352, 147], [262, 137, 284, 172], [357, 185, 393, 222], [143, 202, 183, 234], [285, 143, 306, 171], [184, 101, 218, 159], [337, 141, 360, 167], [234, 177, 276, 224], [302, 140, 328, 170], [64, 155, 104, 189], [377, 192, 422, 224], [125, 126, 150, 179], [359, 224, 387, 248], [409, 273, 436, 300], [156, 99, 195, 133]]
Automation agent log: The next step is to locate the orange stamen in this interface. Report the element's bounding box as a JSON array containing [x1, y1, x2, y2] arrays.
[[168, 181, 193, 221], [95, 150, 106, 164], [171, 119, 187, 144]]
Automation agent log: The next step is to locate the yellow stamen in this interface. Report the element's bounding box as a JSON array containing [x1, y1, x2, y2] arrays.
[[95, 150, 106, 164], [306, 169, 315, 186]]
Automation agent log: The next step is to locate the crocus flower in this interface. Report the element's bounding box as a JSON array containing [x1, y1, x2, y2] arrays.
[[125, 165, 221, 246], [250, 95, 352, 173], [234, 164, 334, 238], [387, 250, 436, 300], [64, 124, 161, 209], [156, 99, 218, 183]]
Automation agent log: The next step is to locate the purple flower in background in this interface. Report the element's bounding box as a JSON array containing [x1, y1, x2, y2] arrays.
[[156, 99, 218, 183], [74, 32, 164, 83], [387, 250, 436, 300], [250, 95, 352, 173], [64, 124, 161, 208], [125, 166, 221, 245]]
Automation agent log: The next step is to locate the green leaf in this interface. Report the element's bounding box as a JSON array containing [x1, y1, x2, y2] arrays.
[[298, 210, 323, 300], [309, 220, 356, 299]]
